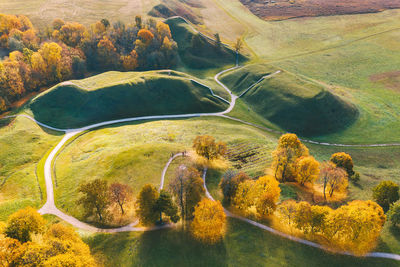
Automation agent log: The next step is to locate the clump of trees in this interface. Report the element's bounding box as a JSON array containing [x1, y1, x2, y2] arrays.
[[330, 152, 360, 182], [219, 170, 250, 205], [77, 179, 134, 224], [276, 200, 386, 255], [388, 201, 400, 227], [0, 13, 178, 113], [136, 184, 179, 226], [0, 207, 97, 266]]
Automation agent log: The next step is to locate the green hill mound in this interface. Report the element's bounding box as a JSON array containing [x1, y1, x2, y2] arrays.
[[221, 64, 358, 136], [165, 17, 245, 69], [29, 70, 228, 129]]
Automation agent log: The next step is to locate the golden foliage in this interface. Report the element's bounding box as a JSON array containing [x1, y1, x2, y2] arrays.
[[191, 198, 226, 244], [295, 156, 320, 186]]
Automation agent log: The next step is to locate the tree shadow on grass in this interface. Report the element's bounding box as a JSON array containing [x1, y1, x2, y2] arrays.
[[389, 224, 400, 242], [137, 227, 228, 267]]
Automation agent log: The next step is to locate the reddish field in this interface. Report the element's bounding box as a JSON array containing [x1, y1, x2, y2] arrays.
[[370, 71, 400, 92], [239, 0, 400, 20]]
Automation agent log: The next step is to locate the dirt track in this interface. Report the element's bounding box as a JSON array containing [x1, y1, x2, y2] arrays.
[[239, 0, 400, 20]]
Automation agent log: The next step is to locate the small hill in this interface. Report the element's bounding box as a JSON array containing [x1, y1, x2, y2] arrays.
[[28, 71, 228, 129], [149, 0, 203, 24], [165, 17, 245, 69], [221, 64, 358, 136]]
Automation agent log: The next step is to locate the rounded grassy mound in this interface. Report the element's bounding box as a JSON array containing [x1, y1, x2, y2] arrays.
[[28, 70, 228, 129], [221, 64, 359, 137]]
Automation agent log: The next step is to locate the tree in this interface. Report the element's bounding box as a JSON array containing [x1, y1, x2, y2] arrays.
[[295, 156, 320, 186], [233, 175, 280, 218], [136, 184, 159, 226], [192, 135, 227, 161], [234, 37, 243, 53], [4, 207, 45, 243], [169, 166, 205, 223], [135, 15, 143, 29], [214, 33, 221, 51], [0, 237, 22, 266], [137, 29, 154, 45], [153, 190, 180, 224], [121, 49, 138, 71], [372, 181, 399, 211], [330, 152, 355, 177], [57, 22, 86, 47], [219, 170, 250, 204], [389, 201, 400, 227], [109, 182, 133, 214], [272, 133, 309, 182], [191, 199, 226, 244], [77, 179, 110, 222], [319, 162, 348, 200]]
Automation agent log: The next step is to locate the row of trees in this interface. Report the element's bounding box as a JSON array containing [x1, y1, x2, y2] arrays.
[[0, 207, 97, 266], [0, 14, 178, 112], [277, 200, 386, 255]]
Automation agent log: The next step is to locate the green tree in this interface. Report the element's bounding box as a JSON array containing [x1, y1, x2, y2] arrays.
[[373, 181, 400, 211], [389, 201, 400, 227], [219, 170, 250, 204], [136, 184, 159, 225], [153, 190, 180, 224], [4, 207, 45, 243], [77, 179, 110, 222]]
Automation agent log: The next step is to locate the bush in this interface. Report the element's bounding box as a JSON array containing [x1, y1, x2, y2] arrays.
[[372, 181, 399, 211], [389, 201, 400, 227]]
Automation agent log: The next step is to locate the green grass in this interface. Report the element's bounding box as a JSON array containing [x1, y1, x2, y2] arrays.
[[0, 116, 62, 220], [28, 70, 228, 129], [85, 217, 399, 267], [221, 64, 358, 136]]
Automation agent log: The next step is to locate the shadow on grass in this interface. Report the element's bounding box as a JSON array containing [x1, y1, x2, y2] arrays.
[[389, 224, 400, 243]]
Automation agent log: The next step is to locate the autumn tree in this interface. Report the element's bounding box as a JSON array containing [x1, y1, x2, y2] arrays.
[[121, 49, 138, 71], [219, 170, 250, 204], [97, 36, 119, 69], [77, 179, 110, 222], [389, 201, 400, 227], [4, 207, 45, 243], [169, 166, 205, 223], [295, 156, 320, 186], [272, 133, 309, 182], [234, 37, 243, 53], [153, 190, 180, 224], [137, 29, 154, 45], [193, 135, 227, 161], [233, 175, 280, 218], [191, 199, 226, 244], [136, 184, 159, 226], [0, 237, 22, 266], [56, 22, 86, 47], [372, 181, 399, 211], [277, 200, 298, 227], [330, 152, 355, 178], [109, 182, 133, 215], [319, 161, 348, 200]]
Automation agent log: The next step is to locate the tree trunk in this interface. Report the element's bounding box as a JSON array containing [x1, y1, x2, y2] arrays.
[[323, 176, 327, 201], [118, 201, 125, 214]]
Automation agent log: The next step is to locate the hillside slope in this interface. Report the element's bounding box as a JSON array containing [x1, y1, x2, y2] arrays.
[[222, 64, 358, 136], [29, 71, 228, 129], [165, 17, 245, 69]]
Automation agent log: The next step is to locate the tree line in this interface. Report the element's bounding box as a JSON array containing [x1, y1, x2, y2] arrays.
[[0, 14, 178, 113]]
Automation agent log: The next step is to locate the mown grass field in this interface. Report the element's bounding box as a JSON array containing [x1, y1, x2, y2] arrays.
[[0, 116, 62, 220]]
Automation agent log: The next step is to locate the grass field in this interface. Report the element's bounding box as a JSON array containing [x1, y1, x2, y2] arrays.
[[28, 70, 228, 129], [0, 116, 62, 220], [85, 218, 398, 267], [222, 64, 358, 136]]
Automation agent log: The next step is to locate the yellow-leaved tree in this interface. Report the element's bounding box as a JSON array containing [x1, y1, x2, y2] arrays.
[[191, 198, 226, 244], [296, 156, 320, 186], [272, 134, 309, 182]]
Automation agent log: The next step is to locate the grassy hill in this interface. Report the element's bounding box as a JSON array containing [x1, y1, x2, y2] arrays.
[[222, 64, 358, 136], [28, 70, 228, 129], [165, 17, 245, 69]]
